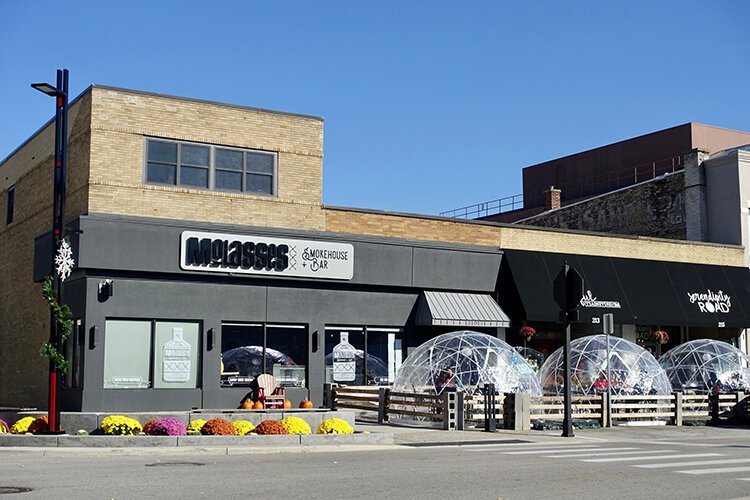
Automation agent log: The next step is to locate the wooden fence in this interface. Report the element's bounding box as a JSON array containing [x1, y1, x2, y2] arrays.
[[327, 384, 747, 431]]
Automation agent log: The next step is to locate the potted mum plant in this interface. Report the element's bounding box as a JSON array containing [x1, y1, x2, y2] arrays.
[[520, 326, 536, 349], [652, 330, 669, 345]]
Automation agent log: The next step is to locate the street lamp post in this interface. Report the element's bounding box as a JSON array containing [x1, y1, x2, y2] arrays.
[[32, 69, 69, 434]]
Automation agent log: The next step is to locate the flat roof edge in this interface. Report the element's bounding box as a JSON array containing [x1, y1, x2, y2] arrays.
[[323, 204, 746, 251], [90, 84, 325, 122]]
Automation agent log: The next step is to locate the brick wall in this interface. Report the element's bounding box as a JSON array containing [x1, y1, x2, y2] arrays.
[[0, 93, 92, 407], [87, 87, 325, 230], [324, 206, 743, 266], [324, 207, 503, 247], [518, 172, 686, 240]]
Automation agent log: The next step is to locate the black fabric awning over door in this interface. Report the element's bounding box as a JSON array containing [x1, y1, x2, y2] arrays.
[[503, 250, 750, 328]]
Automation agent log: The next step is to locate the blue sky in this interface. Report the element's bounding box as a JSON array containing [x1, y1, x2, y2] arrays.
[[2, 1, 748, 215]]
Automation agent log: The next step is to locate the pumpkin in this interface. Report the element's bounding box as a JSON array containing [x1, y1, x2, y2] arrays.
[[241, 400, 254, 410], [299, 399, 314, 409], [252, 401, 265, 410], [283, 399, 292, 409]]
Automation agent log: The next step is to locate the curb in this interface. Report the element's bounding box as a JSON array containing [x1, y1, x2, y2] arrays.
[[0, 432, 393, 449]]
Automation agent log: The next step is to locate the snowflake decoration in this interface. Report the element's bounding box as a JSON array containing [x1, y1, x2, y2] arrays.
[[54, 239, 75, 281]]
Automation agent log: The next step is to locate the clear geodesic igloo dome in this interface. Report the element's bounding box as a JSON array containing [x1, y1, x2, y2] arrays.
[[538, 335, 672, 396], [658, 339, 750, 394], [392, 331, 542, 396], [514, 346, 545, 373]]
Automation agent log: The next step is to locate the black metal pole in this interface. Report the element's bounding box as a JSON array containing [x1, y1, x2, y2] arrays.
[[562, 262, 575, 437], [562, 321, 574, 437], [45, 69, 69, 434]]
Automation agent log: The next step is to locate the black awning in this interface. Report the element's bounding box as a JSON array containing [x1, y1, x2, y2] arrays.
[[502, 249, 750, 328], [502, 251, 634, 325], [668, 262, 750, 328]]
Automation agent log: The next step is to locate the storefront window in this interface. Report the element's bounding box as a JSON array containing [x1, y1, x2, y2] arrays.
[[63, 319, 83, 389], [221, 323, 307, 387], [103, 320, 152, 389], [103, 319, 201, 389], [325, 327, 403, 386], [267, 325, 307, 388], [154, 322, 201, 389]]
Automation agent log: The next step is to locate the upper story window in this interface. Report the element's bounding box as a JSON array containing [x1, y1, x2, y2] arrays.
[[145, 139, 276, 196], [6, 185, 14, 226]]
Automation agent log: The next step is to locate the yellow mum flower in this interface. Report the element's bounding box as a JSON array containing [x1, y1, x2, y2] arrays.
[[10, 417, 36, 434], [316, 418, 353, 435], [281, 416, 311, 435], [186, 419, 206, 433], [100, 415, 142, 436], [232, 420, 256, 435]]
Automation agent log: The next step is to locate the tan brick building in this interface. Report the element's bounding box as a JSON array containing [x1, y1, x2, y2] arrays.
[[2, 86, 749, 411]]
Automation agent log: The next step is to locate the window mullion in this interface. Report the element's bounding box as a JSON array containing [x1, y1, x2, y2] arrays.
[[243, 152, 248, 193], [209, 145, 214, 190], [176, 144, 182, 186]]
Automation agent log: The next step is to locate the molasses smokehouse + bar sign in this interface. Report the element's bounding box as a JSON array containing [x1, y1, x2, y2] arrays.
[[180, 231, 354, 280]]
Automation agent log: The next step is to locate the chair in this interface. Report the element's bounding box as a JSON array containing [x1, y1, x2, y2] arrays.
[[255, 374, 286, 409]]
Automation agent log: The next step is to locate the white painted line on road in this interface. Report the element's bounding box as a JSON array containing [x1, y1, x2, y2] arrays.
[[677, 466, 750, 475], [582, 453, 722, 463], [572, 436, 609, 442], [736, 478, 750, 481], [504, 447, 604, 455], [638, 441, 720, 448], [635, 458, 750, 469], [549, 449, 668, 458], [461, 443, 597, 451]]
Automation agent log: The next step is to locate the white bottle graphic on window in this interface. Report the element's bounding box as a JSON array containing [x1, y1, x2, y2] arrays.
[[163, 327, 191, 383], [332, 332, 356, 382]]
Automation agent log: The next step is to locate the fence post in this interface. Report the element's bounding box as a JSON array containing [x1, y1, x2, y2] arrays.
[[378, 387, 390, 424], [503, 392, 514, 430], [323, 383, 336, 410], [518, 393, 531, 431], [709, 385, 720, 424], [442, 390, 464, 431], [484, 383, 496, 432], [600, 392, 610, 428], [503, 393, 530, 431], [673, 391, 683, 426]]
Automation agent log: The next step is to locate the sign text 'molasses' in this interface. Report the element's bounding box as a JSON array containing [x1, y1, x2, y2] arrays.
[[180, 231, 354, 280]]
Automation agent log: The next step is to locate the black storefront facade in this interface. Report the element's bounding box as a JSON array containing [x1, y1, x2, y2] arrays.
[[39, 213, 510, 412], [38, 213, 750, 412], [500, 250, 750, 358]]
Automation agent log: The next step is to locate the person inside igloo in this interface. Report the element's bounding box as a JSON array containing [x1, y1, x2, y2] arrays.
[[393, 330, 541, 396]]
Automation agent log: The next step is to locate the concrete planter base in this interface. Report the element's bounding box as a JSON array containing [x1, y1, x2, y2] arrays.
[[0, 431, 392, 448], [12, 409, 354, 435]]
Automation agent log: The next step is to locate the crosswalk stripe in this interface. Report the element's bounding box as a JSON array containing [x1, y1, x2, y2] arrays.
[[635, 458, 750, 469], [677, 466, 750, 475], [461, 443, 599, 451], [582, 453, 722, 463], [736, 478, 750, 481], [549, 449, 668, 458], [505, 447, 604, 455]]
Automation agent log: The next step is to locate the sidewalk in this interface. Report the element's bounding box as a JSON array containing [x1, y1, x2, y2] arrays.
[[2, 418, 747, 456]]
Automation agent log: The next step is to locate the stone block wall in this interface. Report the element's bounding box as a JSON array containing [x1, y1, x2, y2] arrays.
[[517, 172, 687, 240]]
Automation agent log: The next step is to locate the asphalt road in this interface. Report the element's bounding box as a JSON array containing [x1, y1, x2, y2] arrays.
[[2, 426, 750, 499]]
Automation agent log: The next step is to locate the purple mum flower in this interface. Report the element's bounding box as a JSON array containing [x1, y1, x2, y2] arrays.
[[149, 418, 187, 436], [0, 419, 8, 432]]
